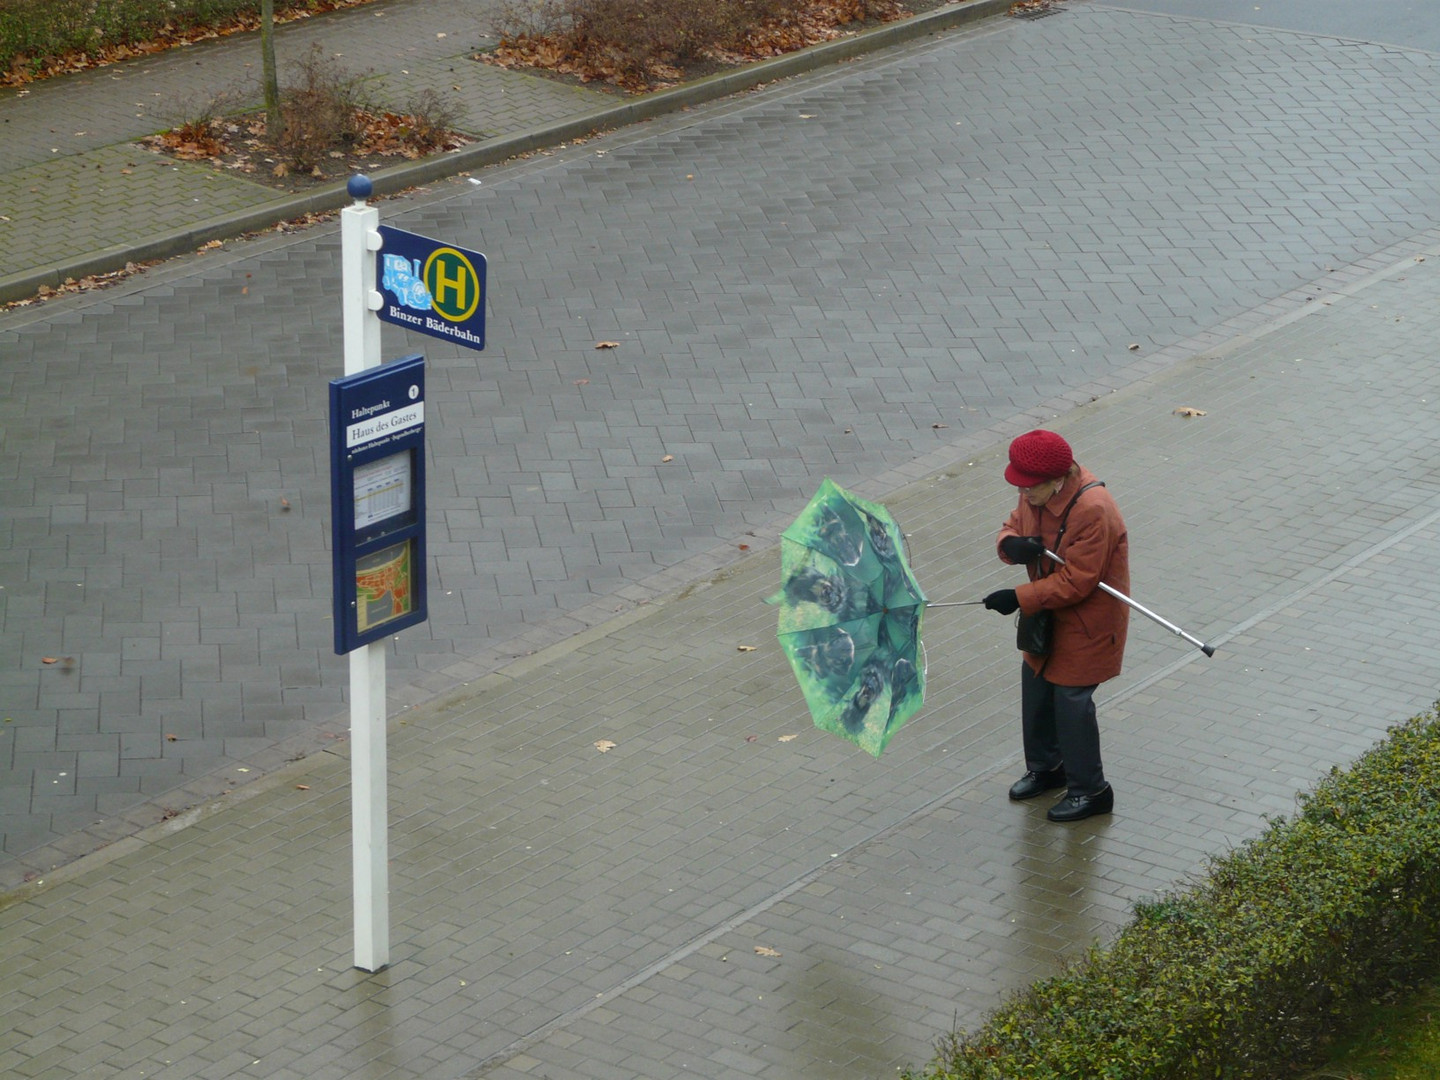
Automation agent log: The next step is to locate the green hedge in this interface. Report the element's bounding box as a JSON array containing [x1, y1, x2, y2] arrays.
[[0, 0, 334, 78], [905, 706, 1440, 1080]]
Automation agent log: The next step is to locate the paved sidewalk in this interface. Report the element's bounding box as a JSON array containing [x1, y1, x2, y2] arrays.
[[5, 234, 1440, 1079], [6, 3, 1440, 1076], [0, 0, 1007, 303]]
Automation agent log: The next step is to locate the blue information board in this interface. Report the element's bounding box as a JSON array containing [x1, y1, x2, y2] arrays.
[[375, 225, 486, 351], [329, 355, 428, 654]]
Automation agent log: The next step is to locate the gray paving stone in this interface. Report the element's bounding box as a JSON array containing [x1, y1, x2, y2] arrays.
[[4, 1, 1440, 1078]]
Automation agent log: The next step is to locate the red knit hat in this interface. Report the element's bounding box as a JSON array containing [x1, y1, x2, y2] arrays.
[[1005, 430, 1073, 487]]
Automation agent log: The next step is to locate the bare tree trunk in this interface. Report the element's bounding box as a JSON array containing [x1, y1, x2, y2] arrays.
[[261, 0, 281, 138]]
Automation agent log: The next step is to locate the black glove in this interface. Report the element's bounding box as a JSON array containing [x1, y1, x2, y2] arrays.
[[983, 589, 1020, 615], [999, 535, 1046, 563]]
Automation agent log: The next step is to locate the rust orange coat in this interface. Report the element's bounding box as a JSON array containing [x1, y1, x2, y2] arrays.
[[996, 464, 1129, 687]]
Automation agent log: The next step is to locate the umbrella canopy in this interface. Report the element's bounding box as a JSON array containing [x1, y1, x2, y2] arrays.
[[767, 479, 927, 757]]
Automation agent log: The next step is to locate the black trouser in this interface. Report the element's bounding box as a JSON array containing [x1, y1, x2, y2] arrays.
[[1020, 663, 1106, 797]]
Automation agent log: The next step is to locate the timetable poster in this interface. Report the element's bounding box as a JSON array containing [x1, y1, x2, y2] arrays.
[[353, 451, 412, 532]]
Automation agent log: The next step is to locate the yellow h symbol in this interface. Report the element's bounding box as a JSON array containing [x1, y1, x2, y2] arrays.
[[433, 258, 466, 308], [424, 248, 480, 322]]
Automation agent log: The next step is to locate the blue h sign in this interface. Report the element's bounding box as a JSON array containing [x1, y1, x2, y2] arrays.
[[376, 225, 486, 351]]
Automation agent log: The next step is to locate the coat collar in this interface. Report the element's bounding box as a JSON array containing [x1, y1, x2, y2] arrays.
[[1038, 465, 1096, 516]]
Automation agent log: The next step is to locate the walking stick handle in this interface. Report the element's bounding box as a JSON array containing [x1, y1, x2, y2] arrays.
[[1042, 549, 1216, 657]]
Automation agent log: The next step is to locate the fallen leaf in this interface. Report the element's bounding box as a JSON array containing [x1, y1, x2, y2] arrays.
[[594, 340, 620, 349], [574, 378, 589, 386], [738, 543, 749, 550], [165, 733, 178, 741], [754, 945, 781, 957], [594, 740, 616, 753], [1173, 406, 1207, 418], [295, 784, 310, 790], [778, 734, 799, 742], [280, 497, 290, 511], [745, 734, 759, 743], [1128, 343, 1140, 351], [736, 645, 758, 652], [198, 239, 223, 251], [273, 162, 288, 178], [41, 657, 58, 664], [932, 423, 947, 429], [661, 455, 674, 463]]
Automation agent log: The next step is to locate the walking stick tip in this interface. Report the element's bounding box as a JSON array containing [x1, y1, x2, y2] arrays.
[[1202, 644, 1216, 657]]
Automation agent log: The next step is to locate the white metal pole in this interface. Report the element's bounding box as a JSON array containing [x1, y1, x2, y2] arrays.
[[350, 638, 388, 971], [342, 175, 382, 378], [341, 175, 390, 971]]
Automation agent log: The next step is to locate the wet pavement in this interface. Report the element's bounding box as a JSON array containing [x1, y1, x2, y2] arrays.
[[3, 2, 1440, 1077]]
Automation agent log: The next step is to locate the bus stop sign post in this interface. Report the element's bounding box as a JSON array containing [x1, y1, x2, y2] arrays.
[[338, 174, 393, 973], [335, 175, 485, 972]]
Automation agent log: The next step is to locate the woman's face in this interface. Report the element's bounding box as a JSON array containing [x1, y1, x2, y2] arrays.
[[1019, 476, 1064, 507]]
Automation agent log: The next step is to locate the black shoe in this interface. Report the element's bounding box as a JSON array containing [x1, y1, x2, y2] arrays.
[[1008, 766, 1067, 801], [1047, 785, 1114, 822]]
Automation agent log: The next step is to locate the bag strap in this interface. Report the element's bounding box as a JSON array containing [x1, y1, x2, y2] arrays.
[[1054, 480, 1104, 549], [1035, 480, 1104, 578]]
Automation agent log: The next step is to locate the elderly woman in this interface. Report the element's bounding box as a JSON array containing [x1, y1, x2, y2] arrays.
[[983, 430, 1129, 822]]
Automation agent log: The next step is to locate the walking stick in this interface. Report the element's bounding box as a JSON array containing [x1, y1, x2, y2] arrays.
[[1044, 549, 1216, 657]]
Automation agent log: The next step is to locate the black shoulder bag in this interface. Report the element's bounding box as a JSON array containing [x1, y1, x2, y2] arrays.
[[1015, 481, 1105, 656]]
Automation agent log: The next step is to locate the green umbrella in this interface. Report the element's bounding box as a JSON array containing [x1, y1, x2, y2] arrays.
[[767, 479, 927, 757]]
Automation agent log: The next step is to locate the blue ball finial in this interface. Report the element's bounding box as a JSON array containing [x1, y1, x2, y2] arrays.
[[347, 174, 373, 201]]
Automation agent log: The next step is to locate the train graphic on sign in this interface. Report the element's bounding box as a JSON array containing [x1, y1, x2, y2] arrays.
[[380, 253, 433, 311]]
